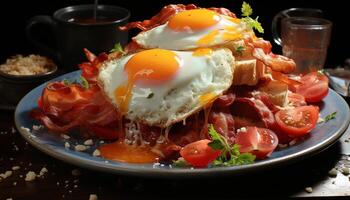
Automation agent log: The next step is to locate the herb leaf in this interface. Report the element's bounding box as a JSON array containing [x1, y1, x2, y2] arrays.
[[172, 158, 189, 168], [63, 79, 72, 86], [79, 76, 89, 89], [240, 2, 264, 33], [110, 42, 124, 53], [208, 125, 256, 167], [324, 112, 337, 122], [147, 92, 154, 99], [241, 1, 253, 17], [236, 46, 245, 55]]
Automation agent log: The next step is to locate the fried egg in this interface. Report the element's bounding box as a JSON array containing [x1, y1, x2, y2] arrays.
[[134, 9, 250, 50], [98, 48, 234, 127]]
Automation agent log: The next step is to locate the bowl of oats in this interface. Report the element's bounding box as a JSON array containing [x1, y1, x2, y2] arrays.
[[0, 54, 58, 109]]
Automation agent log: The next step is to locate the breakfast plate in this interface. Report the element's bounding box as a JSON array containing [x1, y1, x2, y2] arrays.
[[15, 70, 350, 177]]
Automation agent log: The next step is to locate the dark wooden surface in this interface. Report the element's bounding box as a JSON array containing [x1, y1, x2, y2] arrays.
[[1, 106, 350, 199]]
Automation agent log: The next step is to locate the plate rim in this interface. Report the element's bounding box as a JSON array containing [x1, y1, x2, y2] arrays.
[[14, 70, 350, 178]]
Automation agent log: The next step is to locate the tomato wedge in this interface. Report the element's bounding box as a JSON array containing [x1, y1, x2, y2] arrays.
[[275, 106, 319, 137], [235, 127, 278, 159], [180, 139, 221, 167], [295, 72, 329, 103]]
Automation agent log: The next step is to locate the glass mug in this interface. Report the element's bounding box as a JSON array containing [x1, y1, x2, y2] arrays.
[[272, 8, 332, 74]]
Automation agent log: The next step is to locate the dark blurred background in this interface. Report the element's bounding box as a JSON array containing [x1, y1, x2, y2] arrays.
[[0, 0, 347, 69]]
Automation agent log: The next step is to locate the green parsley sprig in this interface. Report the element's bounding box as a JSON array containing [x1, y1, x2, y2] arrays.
[[241, 2, 264, 33], [236, 46, 245, 56], [324, 112, 337, 122], [110, 42, 125, 54], [208, 125, 256, 166]]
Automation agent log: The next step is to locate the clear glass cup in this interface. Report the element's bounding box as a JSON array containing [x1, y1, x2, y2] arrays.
[[272, 8, 332, 74]]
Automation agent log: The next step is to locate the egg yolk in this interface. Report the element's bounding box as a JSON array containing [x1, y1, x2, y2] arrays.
[[168, 9, 221, 31], [114, 49, 181, 114], [192, 48, 213, 56]]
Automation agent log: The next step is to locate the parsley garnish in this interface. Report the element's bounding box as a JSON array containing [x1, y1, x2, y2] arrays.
[[79, 76, 89, 89], [147, 92, 154, 99], [324, 112, 337, 122], [236, 46, 245, 55], [241, 2, 264, 33], [172, 158, 189, 168], [63, 79, 72, 86], [241, 1, 253, 17], [208, 125, 256, 166], [110, 42, 124, 54]]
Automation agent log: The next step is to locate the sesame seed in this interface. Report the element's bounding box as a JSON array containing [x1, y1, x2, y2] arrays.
[[305, 187, 313, 193], [84, 139, 93, 146], [89, 194, 98, 200], [25, 171, 36, 181], [93, 149, 101, 157], [328, 168, 338, 177], [61, 134, 70, 139], [341, 167, 349, 175], [75, 145, 88, 152]]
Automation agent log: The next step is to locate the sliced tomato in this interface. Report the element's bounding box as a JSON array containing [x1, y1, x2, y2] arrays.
[[295, 72, 329, 103], [275, 106, 319, 137], [287, 92, 306, 107], [180, 139, 221, 167], [235, 127, 278, 159]]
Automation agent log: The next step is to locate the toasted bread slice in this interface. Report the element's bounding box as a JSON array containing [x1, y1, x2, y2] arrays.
[[232, 59, 265, 86], [258, 80, 288, 107]]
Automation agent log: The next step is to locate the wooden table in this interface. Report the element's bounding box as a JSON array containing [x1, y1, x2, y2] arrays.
[[1, 108, 350, 199]]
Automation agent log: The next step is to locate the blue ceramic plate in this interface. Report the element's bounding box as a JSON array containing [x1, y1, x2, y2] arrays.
[[15, 70, 350, 177]]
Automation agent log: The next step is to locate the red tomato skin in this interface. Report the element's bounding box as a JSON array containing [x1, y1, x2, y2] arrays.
[[275, 106, 319, 137], [295, 72, 329, 103], [180, 139, 221, 167], [235, 127, 278, 159]]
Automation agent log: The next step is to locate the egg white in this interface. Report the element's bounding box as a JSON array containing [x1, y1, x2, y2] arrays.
[[98, 48, 234, 127], [134, 15, 249, 50]]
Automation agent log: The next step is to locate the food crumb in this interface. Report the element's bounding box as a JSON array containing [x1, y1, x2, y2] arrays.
[[32, 125, 42, 131], [305, 187, 313, 193], [1, 170, 13, 179], [65, 142, 70, 149], [341, 167, 349, 175], [93, 149, 101, 157], [75, 145, 88, 152], [89, 194, 98, 200], [6, 198, 13, 200], [11, 127, 16, 133], [72, 169, 81, 176], [328, 168, 338, 177], [61, 134, 70, 139], [38, 167, 48, 177], [289, 139, 297, 146], [12, 166, 20, 171], [25, 171, 36, 181], [84, 139, 93, 146], [57, 182, 60, 186], [74, 184, 78, 188], [13, 181, 17, 186]]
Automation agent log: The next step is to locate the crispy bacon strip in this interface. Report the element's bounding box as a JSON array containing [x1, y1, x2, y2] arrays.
[[31, 83, 119, 138], [119, 4, 236, 32], [233, 97, 276, 129], [79, 48, 108, 82]]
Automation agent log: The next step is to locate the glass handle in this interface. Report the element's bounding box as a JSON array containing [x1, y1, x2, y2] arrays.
[[271, 11, 285, 46]]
